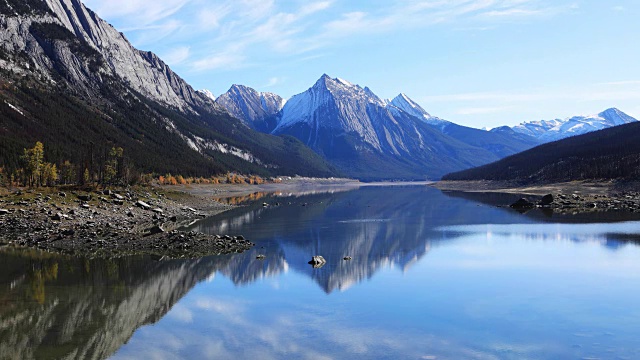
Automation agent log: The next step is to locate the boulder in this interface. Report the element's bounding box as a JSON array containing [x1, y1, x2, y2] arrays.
[[152, 208, 163, 214], [256, 254, 266, 260], [146, 225, 165, 236], [539, 194, 554, 206], [77, 194, 92, 201], [52, 213, 64, 221], [308, 255, 327, 268], [510, 198, 535, 209], [0, 209, 8, 215], [136, 201, 152, 210], [111, 193, 124, 200]]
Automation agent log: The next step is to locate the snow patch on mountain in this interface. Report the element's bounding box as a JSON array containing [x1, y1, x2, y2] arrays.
[[386, 93, 448, 126], [197, 89, 216, 101], [4, 101, 24, 116], [500, 108, 638, 142]]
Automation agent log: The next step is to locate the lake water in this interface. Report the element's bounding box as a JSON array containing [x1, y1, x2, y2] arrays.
[[2, 185, 640, 359]]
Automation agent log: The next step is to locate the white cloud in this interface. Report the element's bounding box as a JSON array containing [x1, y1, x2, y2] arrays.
[[263, 77, 283, 87], [191, 53, 246, 71], [197, 5, 232, 30], [162, 46, 190, 65], [85, 0, 573, 74], [84, 0, 190, 26]]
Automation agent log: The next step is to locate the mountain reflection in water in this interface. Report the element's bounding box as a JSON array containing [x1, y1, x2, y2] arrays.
[[0, 248, 243, 360], [2, 185, 640, 359]]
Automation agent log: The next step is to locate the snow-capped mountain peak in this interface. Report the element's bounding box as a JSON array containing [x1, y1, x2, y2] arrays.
[[497, 107, 638, 142], [215, 84, 285, 132], [276, 74, 386, 132], [389, 93, 431, 119], [385, 93, 448, 126], [197, 89, 216, 101]]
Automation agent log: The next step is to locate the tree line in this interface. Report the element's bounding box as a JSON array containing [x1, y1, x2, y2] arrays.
[[1, 141, 130, 187], [0, 141, 277, 188]]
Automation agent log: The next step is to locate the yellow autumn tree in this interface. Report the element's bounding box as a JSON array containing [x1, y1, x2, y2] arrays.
[[22, 141, 44, 187]]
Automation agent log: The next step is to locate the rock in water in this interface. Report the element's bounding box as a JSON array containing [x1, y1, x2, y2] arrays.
[[510, 198, 535, 209], [308, 255, 327, 268], [540, 194, 554, 206]]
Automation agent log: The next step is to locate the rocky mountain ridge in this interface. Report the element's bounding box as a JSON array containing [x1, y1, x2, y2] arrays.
[[492, 107, 637, 142], [0, 0, 338, 178], [216, 74, 538, 180], [215, 84, 285, 132]]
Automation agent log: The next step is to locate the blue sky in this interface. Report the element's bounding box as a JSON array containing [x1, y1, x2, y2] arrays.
[[82, 0, 640, 128]]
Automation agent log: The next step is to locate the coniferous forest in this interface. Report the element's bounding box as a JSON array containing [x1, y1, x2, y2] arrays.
[[443, 121, 640, 183]]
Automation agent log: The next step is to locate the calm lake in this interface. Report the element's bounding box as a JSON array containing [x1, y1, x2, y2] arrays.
[[2, 185, 640, 359]]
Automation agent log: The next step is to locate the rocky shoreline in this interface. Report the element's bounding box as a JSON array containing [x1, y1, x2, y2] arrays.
[[508, 191, 640, 214], [433, 180, 640, 214], [0, 187, 254, 258]]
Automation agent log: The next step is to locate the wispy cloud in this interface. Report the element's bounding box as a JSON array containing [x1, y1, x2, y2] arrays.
[[263, 77, 284, 88], [84, 0, 190, 26], [84, 0, 572, 72], [191, 53, 246, 71], [162, 46, 190, 65]]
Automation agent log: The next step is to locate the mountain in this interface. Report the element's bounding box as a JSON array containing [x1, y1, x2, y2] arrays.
[[387, 93, 442, 125], [197, 89, 216, 101], [385, 93, 541, 158], [263, 74, 537, 180], [215, 85, 285, 132], [443, 121, 640, 183], [0, 0, 338, 178], [493, 108, 637, 143]]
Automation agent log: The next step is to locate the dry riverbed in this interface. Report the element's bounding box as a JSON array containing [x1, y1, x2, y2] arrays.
[[0, 186, 253, 258]]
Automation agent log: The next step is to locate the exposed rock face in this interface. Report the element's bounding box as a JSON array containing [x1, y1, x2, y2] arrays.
[[0, 0, 338, 178], [215, 84, 285, 132], [271, 75, 504, 180], [0, 0, 219, 112]]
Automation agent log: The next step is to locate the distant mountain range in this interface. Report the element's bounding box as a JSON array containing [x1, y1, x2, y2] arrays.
[[212, 76, 637, 180], [443, 120, 640, 183], [491, 108, 637, 142], [212, 75, 542, 180]]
